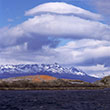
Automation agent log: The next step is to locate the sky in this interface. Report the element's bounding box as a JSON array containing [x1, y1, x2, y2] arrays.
[[0, 0, 110, 78]]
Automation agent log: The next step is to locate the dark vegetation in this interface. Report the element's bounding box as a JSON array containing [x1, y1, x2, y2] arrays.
[[0, 77, 103, 90]]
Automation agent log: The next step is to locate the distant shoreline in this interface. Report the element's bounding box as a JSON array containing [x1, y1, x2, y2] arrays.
[[0, 86, 106, 90]]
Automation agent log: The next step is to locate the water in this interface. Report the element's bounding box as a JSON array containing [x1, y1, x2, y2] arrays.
[[0, 90, 110, 110]]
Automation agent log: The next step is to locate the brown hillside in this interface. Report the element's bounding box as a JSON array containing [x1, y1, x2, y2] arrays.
[[0, 75, 57, 83], [0, 75, 86, 83], [32, 75, 57, 82], [0, 75, 102, 90]]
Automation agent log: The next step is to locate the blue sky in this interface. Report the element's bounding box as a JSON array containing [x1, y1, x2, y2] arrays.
[[0, 0, 97, 27], [0, 0, 110, 78]]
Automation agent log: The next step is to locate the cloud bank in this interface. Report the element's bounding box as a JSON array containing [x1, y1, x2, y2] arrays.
[[0, 2, 110, 77]]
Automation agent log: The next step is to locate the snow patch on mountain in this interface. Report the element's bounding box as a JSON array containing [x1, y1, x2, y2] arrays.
[[0, 63, 86, 76]]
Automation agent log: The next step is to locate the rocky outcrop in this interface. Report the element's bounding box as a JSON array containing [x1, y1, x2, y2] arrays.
[[94, 76, 110, 86]]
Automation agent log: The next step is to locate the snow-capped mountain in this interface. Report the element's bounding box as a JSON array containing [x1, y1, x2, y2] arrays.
[[0, 63, 99, 82]]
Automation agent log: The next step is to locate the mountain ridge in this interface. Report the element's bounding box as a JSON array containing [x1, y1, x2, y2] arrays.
[[0, 63, 99, 82]]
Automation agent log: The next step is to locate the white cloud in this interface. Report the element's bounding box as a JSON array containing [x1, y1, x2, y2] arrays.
[[25, 2, 103, 20], [0, 2, 110, 48], [0, 2, 110, 77], [79, 64, 108, 71], [0, 38, 109, 77], [23, 14, 110, 40], [1, 13, 110, 46], [54, 39, 110, 63], [6, 39, 109, 66], [78, 64, 110, 78]]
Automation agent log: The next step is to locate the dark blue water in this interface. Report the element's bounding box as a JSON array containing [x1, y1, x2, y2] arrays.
[[0, 89, 110, 110]]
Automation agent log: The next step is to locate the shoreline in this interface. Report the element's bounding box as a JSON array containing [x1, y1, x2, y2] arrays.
[[0, 86, 106, 90]]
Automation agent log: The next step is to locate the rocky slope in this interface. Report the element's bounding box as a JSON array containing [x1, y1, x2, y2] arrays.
[[94, 76, 110, 86]]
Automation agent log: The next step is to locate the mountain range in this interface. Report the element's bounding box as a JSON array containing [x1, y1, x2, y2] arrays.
[[0, 63, 99, 82]]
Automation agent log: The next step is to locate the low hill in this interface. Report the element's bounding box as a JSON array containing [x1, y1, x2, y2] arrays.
[[0, 75, 102, 90], [1, 75, 57, 82], [94, 76, 110, 86], [0, 75, 86, 84]]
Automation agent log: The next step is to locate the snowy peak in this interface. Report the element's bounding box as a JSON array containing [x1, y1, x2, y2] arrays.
[[0, 63, 100, 82], [0, 63, 86, 76]]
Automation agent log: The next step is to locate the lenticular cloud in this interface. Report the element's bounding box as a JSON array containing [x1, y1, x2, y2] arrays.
[[25, 2, 102, 21]]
